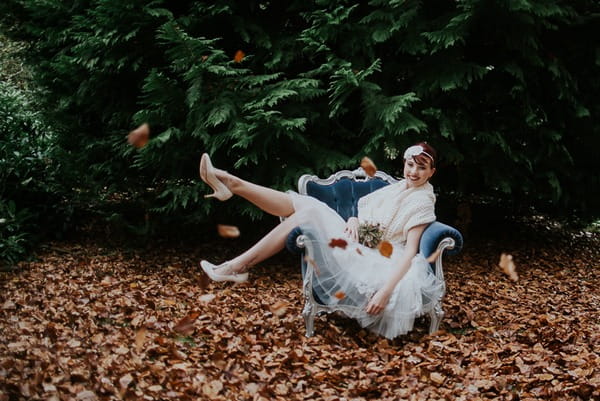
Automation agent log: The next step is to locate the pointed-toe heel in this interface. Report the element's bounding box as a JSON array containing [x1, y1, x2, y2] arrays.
[[199, 153, 233, 201], [200, 260, 248, 283]]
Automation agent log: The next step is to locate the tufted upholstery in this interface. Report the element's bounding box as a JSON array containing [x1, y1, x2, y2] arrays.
[[305, 178, 389, 221]]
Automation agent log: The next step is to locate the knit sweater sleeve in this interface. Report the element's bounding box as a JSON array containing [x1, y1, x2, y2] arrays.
[[402, 191, 436, 234]]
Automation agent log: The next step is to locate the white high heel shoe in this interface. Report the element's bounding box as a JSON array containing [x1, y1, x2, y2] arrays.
[[199, 153, 233, 201], [200, 260, 249, 283]]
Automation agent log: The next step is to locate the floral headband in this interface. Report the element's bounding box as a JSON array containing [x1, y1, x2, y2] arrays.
[[403, 145, 434, 163]]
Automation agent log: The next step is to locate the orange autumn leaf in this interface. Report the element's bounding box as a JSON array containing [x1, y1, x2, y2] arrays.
[[334, 291, 346, 300], [378, 240, 393, 258], [173, 311, 201, 335], [328, 238, 348, 250], [233, 49, 245, 63], [360, 157, 377, 177], [217, 224, 240, 238], [127, 123, 150, 149]]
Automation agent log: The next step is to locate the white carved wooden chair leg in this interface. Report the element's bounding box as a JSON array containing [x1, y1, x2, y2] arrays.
[[428, 302, 444, 334], [302, 301, 316, 337]]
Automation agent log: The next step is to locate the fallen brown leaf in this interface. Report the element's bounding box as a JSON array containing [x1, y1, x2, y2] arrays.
[[198, 293, 216, 303], [202, 380, 223, 398], [430, 372, 445, 384], [270, 301, 288, 317], [2, 224, 599, 401], [134, 327, 147, 353], [173, 311, 200, 335]]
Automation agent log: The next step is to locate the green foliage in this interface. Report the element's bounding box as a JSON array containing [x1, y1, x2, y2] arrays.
[[0, 200, 33, 268], [0, 78, 75, 266], [0, 0, 598, 246]]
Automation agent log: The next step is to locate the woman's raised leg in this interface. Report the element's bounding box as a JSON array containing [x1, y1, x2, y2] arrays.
[[200, 153, 294, 217]]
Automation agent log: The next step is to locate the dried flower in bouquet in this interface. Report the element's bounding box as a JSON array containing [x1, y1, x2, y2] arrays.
[[358, 222, 384, 248]]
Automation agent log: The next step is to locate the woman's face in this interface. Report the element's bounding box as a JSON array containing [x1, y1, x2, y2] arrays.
[[403, 158, 435, 188]]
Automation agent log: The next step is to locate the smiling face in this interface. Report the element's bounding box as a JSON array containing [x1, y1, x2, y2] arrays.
[[403, 156, 436, 188]]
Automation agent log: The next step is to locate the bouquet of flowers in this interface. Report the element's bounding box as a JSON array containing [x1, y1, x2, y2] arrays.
[[358, 222, 384, 248]]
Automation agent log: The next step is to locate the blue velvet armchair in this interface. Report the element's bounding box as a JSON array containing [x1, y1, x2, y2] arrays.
[[286, 167, 463, 337]]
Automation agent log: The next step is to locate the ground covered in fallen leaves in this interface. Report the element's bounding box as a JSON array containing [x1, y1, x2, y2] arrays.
[[1, 217, 599, 401]]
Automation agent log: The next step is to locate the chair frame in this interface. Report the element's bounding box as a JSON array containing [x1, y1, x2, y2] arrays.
[[294, 167, 457, 337]]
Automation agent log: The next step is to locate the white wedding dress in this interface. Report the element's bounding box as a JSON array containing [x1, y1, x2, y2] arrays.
[[288, 180, 445, 339]]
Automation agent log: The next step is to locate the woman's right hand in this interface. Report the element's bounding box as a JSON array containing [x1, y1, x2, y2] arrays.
[[344, 217, 359, 242]]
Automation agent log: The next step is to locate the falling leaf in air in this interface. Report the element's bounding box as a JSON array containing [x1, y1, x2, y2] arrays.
[[426, 248, 442, 263], [360, 157, 377, 177], [270, 301, 288, 317], [197, 266, 211, 290], [217, 224, 240, 238], [334, 291, 346, 300], [378, 240, 393, 258], [127, 123, 150, 149], [499, 253, 518, 281], [233, 50, 245, 63], [173, 311, 201, 335], [329, 238, 348, 249]]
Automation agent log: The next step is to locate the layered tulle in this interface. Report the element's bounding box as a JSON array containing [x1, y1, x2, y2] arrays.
[[288, 191, 444, 339]]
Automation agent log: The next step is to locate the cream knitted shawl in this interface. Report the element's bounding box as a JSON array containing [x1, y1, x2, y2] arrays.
[[357, 180, 436, 244]]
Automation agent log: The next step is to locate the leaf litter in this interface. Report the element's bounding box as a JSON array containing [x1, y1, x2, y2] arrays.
[[1, 223, 599, 400]]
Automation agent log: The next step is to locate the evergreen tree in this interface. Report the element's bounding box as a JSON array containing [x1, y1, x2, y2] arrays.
[[0, 0, 598, 240]]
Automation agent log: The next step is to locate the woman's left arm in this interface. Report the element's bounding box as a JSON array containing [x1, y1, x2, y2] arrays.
[[365, 224, 427, 315]]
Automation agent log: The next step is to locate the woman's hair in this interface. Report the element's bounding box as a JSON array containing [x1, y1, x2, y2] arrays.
[[405, 142, 437, 168]]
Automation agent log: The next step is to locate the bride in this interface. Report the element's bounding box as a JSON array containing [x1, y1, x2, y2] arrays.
[[198, 142, 444, 339]]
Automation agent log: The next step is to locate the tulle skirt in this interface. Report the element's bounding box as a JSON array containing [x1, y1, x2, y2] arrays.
[[289, 192, 445, 339]]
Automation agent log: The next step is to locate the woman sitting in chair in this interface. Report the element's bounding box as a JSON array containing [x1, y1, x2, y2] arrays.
[[199, 142, 444, 339]]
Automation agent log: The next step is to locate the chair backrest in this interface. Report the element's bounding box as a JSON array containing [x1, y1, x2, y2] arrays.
[[298, 168, 398, 221]]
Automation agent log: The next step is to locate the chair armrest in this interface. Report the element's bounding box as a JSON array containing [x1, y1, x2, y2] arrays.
[[420, 221, 464, 261], [285, 226, 306, 255]]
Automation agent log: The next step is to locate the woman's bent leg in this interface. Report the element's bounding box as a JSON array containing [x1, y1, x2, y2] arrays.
[[217, 214, 299, 274]]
